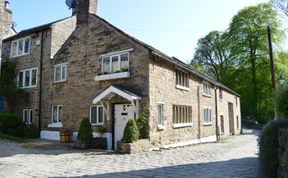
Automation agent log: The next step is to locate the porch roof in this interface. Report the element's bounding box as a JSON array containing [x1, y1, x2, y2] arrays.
[[93, 85, 142, 104]]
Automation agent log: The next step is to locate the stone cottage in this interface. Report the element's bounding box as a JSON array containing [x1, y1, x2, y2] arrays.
[[1, 0, 241, 150]]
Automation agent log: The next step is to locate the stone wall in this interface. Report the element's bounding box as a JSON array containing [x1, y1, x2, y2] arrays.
[[117, 139, 156, 154], [148, 55, 217, 147], [278, 128, 288, 178], [216, 89, 241, 137]]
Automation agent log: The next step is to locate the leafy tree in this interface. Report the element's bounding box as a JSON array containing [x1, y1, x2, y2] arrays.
[[0, 58, 29, 112], [271, 0, 288, 16]]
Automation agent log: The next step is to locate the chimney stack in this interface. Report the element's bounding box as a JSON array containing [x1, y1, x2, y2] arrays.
[[72, 0, 98, 24]]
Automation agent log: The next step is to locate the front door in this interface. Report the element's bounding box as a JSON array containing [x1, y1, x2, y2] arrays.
[[114, 104, 135, 150]]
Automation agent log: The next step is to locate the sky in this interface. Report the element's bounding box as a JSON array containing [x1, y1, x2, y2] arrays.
[[9, 0, 271, 63]]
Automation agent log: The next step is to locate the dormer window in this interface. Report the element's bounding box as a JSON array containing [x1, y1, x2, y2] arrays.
[[95, 49, 132, 81], [10, 37, 30, 58]]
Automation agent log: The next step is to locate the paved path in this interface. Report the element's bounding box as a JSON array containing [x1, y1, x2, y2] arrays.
[[0, 131, 259, 178]]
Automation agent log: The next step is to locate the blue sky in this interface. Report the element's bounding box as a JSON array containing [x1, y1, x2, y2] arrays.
[[9, 0, 270, 63]]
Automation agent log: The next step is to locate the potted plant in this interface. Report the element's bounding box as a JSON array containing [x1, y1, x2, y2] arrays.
[[60, 128, 72, 143], [76, 118, 93, 149], [91, 126, 107, 149]]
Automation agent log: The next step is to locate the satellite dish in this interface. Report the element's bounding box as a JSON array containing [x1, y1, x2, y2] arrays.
[[65, 0, 76, 9]]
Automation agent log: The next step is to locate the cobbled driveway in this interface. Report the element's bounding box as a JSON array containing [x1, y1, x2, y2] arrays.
[[0, 130, 259, 178]]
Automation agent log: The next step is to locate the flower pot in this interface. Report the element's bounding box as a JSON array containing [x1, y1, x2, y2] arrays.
[[60, 132, 72, 143]]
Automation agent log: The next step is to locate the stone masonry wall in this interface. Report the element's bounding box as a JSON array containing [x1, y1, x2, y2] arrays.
[[216, 89, 241, 137], [148, 56, 216, 147], [278, 128, 288, 178], [41, 14, 150, 133]]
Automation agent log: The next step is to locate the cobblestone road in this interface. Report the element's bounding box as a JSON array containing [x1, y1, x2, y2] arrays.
[[0, 130, 259, 178]]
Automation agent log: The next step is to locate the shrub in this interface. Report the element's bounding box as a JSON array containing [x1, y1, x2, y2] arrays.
[[77, 118, 93, 148], [23, 124, 39, 138], [0, 113, 24, 137], [122, 119, 140, 143], [136, 116, 149, 139], [259, 120, 288, 178], [277, 86, 288, 118]]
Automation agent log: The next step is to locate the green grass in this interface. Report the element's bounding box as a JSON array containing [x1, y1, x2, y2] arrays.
[[0, 132, 27, 143]]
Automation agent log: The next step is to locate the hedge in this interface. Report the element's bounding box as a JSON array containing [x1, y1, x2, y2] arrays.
[[0, 113, 24, 137]]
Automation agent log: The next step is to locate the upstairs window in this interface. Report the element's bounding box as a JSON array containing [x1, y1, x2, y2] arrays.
[[10, 37, 30, 58], [90, 105, 105, 125], [99, 50, 130, 75], [18, 68, 37, 88], [54, 64, 67, 83], [176, 69, 189, 88], [203, 82, 211, 96]]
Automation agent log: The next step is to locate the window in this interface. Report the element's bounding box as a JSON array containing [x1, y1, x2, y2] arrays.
[[203, 107, 212, 124], [157, 103, 164, 126], [99, 51, 130, 74], [10, 37, 30, 58], [203, 82, 211, 96], [176, 69, 189, 88], [52, 105, 62, 124], [90, 106, 105, 125], [23, 109, 33, 124], [236, 96, 238, 107], [54, 64, 67, 82], [18, 68, 37, 88], [220, 115, 224, 133], [219, 89, 223, 100], [173, 105, 192, 124]]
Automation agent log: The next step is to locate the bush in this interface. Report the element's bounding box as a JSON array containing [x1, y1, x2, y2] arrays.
[[0, 113, 24, 137], [122, 119, 140, 143], [77, 118, 93, 148], [259, 120, 288, 178], [23, 124, 39, 138], [136, 116, 149, 139], [277, 86, 288, 118]]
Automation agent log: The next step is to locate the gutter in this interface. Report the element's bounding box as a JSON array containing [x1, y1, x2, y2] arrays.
[[38, 30, 44, 136], [215, 87, 220, 141]]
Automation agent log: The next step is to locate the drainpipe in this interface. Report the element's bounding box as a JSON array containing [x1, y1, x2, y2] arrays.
[[38, 30, 44, 136], [215, 86, 220, 141]]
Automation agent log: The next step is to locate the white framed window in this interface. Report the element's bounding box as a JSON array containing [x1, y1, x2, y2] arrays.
[[172, 105, 192, 128], [54, 63, 67, 83], [203, 107, 212, 125], [10, 37, 30, 58], [157, 103, 164, 127], [203, 82, 211, 96], [90, 105, 105, 125], [23, 109, 33, 124], [176, 69, 189, 89], [52, 105, 62, 124], [99, 49, 131, 74], [18, 68, 37, 88]]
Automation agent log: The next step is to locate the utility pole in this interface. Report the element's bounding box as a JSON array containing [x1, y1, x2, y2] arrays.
[[267, 26, 277, 120]]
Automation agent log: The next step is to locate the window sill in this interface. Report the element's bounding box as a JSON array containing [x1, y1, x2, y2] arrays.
[[176, 85, 190, 91], [157, 125, 165, 130], [95, 72, 130, 81], [203, 123, 212, 126], [19, 85, 37, 89], [203, 93, 212, 98], [10, 53, 30, 59], [91, 123, 104, 126], [54, 80, 67, 84], [172, 123, 193, 128], [218, 99, 223, 102], [48, 123, 63, 128]]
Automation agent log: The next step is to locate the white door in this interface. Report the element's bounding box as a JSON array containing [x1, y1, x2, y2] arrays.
[[114, 104, 135, 150]]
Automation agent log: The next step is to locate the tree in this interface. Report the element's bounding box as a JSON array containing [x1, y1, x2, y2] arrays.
[[228, 3, 284, 121], [192, 31, 233, 83], [0, 58, 29, 112], [271, 0, 288, 16]]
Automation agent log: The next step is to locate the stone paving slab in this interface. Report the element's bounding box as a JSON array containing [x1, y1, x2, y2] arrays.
[[0, 131, 259, 178]]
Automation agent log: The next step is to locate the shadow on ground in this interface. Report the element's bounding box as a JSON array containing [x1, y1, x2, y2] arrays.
[[59, 157, 258, 178]]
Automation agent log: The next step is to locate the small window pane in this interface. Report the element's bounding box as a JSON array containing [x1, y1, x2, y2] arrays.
[[11, 41, 17, 57], [29, 109, 33, 124], [120, 53, 129, 71], [18, 71, 24, 87], [18, 40, 24, 55], [23, 110, 28, 123], [90, 106, 97, 124], [32, 69, 37, 86], [24, 38, 30, 53], [102, 57, 110, 73], [25, 70, 30, 87], [111, 56, 119, 73], [58, 106, 62, 122], [61, 65, 66, 80], [158, 104, 164, 126], [52, 106, 58, 123], [55, 67, 61, 81], [98, 106, 104, 123]]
